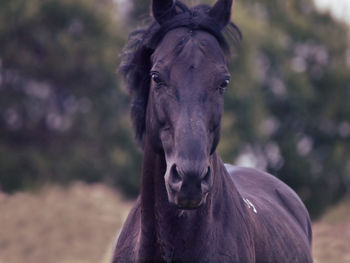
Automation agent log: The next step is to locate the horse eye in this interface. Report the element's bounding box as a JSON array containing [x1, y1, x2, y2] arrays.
[[221, 79, 230, 88], [151, 72, 163, 84], [218, 79, 230, 94]]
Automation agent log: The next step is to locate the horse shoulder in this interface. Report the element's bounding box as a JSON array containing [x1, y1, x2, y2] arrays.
[[111, 197, 141, 263], [225, 164, 313, 262], [225, 165, 311, 234]]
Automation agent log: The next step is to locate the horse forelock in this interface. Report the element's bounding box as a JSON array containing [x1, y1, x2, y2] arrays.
[[119, 1, 241, 146]]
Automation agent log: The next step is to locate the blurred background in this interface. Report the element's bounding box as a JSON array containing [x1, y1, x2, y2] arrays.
[[0, 0, 349, 262]]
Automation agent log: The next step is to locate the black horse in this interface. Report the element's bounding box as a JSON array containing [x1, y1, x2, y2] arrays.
[[112, 0, 313, 262]]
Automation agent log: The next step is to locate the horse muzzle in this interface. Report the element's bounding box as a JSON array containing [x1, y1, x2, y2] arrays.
[[164, 162, 212, 209]]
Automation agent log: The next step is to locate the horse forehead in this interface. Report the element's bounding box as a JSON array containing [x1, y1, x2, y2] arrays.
[[152, 28, 225, 67]]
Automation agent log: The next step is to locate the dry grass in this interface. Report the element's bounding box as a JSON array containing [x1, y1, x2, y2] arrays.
[[313, 199, 350, 263], [0, 183, 132, 263], [0, 183, 349, 263]]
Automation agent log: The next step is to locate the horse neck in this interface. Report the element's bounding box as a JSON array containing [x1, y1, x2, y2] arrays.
[[138, 137, 168, 259], [139, 136, 250, 260], [139, 137, 168, 217]]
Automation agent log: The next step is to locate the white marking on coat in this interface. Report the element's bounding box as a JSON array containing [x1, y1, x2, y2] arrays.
[[243, 198, 257, 214]]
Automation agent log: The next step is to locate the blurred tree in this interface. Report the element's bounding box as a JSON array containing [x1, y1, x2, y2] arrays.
[[0, 0, 141, 196], [130, 0, 150, 23]]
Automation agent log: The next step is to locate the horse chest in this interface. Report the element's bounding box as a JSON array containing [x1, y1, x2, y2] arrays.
[[154, 214, 255, 262]]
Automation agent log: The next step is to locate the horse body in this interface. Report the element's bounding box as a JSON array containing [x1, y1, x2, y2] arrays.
[[112, 0, 313, 262]]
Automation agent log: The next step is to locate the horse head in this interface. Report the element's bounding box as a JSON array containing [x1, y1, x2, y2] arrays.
[[146, 0, 235, 209]]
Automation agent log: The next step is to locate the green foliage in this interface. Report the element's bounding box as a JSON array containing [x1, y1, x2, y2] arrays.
[[0, 0, 141, 196]]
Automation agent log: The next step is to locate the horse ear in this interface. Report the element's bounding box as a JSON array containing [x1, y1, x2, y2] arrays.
[[152, 0, 177, 25], [209, 0, 234, 30]]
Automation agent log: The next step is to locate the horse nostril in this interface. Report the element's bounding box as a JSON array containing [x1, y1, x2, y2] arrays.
[[171, 164, 182, 183], [168, 164, 183, 192], [201, 166, 211, 193], [202, 166, 211, 182]]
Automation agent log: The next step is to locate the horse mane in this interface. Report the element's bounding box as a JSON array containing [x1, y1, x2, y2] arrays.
[[120, 1, 242, 146]]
